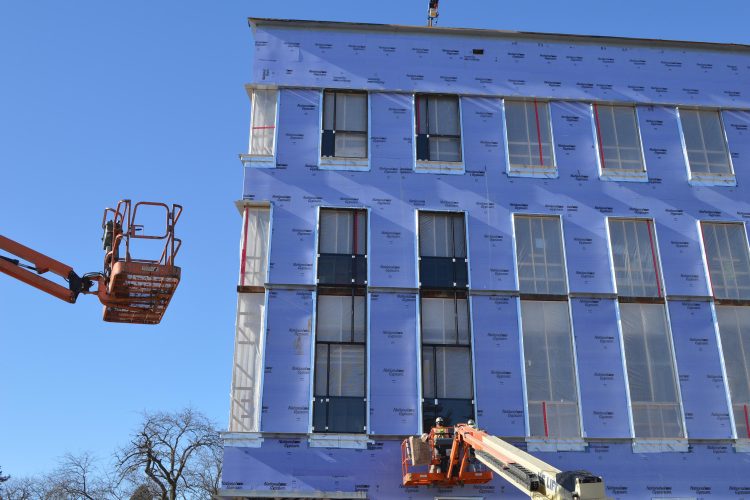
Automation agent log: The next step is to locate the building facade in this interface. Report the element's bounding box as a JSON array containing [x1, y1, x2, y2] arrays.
[[221, 18, 750, 499]]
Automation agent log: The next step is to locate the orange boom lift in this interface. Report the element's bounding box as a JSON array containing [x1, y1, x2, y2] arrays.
[[0, 200, 181, 325], [403, 422, 610, 499]]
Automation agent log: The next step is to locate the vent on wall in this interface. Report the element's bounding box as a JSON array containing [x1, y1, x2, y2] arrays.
[[473, 49, 484, 55]]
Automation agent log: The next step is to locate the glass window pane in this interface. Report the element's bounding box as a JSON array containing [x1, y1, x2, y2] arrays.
[[609, 219, 660, 297], [422, 347, 435, 398], [352, 295, 366, 343], [505, 100, 554, 168], [416, 95, 428, 135], [456, 298, 469, 345], [515, 216, 568, 294], [315, 344, 329, 396], [354, 211, 366, 256], [334, 132, 367, 158], [322, 91, 335, 130], [419, 213, 452, 258], [521, 300, 580, 437], [702, 223, 750, 300], [320, 210, 353, 255], [428, 137, 461, 162], [596, 105, 644, 171], [250, 90, 277, 156], [436, 347, 473, 399], [428, 96, 460, 135], [421, 297, 457, 344], [317, 295, 351, 342], [681, 109, 732, 176], [452, 214, 466, 258], [336, 93, 367, 132], [620, 303, 683, 438], [327, 345, 365, 397]]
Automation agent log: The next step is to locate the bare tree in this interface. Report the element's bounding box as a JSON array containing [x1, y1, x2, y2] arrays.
[[115, 408, 221, 500], [47, 452, 109, 500], [183, 440, 222, 499]]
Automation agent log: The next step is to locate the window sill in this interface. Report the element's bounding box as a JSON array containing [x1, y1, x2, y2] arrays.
[[239, 153, 275, 169], [220, 432, 264, 448], [508, 164, 559, 179], [319, 157, 370, 171], [526, 437, 586, 452], [308, 433, 371, 449], [688, 174, 737, 187], [599, 169, 648, 182], [734, 439, 750, 453], [631, 438, 689, 453], [415, 161, 465, 174]]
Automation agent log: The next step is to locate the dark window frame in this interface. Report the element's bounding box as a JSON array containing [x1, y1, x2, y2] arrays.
[[321, 90, 368, 159], [313, 287, 367, 434], [415, 94, 463, 163], [418, 211, 468, 289], [317, 208, 367, 286]]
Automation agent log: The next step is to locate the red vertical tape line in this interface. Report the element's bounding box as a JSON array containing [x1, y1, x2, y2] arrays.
[[744, 404, 750, 439], [646, 221, 662, 297], [534, 99, 544, 166], [593, 103, 606, 169], [542, 401, 549, 438], [240, 206, 250, 287]]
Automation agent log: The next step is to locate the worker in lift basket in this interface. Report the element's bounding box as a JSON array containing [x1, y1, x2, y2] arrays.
[[429, 417, 451, 473]]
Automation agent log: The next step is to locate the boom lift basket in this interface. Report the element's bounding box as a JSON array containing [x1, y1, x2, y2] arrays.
[[99, 200, 182, 324]]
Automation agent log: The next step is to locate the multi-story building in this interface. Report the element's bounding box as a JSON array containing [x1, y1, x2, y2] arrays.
[[220, 17, 750, 499]]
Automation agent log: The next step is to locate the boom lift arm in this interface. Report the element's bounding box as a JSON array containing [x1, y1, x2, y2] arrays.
[[403, 423, 611, 499], [0, 200, 182, 325]]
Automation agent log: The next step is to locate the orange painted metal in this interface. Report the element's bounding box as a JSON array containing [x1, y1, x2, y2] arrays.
[[0, 200, 182, 325], [401, 423, 493, 487]]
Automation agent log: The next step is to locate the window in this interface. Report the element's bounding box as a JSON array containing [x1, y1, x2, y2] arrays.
[[420, 294, 474, 431], [514, 215, 567, 295], [679, 109, 732, 179], [321, 91, 368, 159], [505, 99, 555, 174], [313, 292, 367, 433], [239, 206, 270, 288], [418, 212, 467, 289], [593, 104, 645, 173], [716, 306, 750, 439], [620, 303, 684, 438], [249, 89, 277, 156], [415, 94, 462, 163], [318, 209, 367, 286], [608, 219, 662, 298], [701, 222, 750, 300], [521, 300, 581, 438]]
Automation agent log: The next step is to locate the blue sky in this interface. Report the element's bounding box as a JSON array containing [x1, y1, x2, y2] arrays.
[[1, 0, 749, 478]]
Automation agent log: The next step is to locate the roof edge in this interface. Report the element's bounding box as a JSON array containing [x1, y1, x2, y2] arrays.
[[248, 17, 750, 53]]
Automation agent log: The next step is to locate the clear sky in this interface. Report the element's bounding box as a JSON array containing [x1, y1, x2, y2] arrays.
[[1, 0, 749, 478]]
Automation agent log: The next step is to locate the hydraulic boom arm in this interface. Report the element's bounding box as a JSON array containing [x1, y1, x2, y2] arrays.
[[403, 423, 610, 499]]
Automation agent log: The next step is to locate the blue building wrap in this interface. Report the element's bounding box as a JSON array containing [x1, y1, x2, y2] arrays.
[[223, 18, 750, 499]]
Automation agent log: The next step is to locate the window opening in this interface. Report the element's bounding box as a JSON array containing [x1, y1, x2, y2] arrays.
[[313, 290, 367, 433], [608, 219, 662, 298], [680, 109, 732, 177], [701, 222, 750, 300], [415, 95, 462, 163], [593, 103, 645, 172], [717, 306, 750, 438], [505, 99, 554, 169], [318, 209, 367, 286], [514, 215, 567, 295], [321, 91, 368, 159], [418, 212, 467, 289], [249, 89, 277, 156]]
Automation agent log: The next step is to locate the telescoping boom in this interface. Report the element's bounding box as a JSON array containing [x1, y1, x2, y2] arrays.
[[402, 422, 611, 499]]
